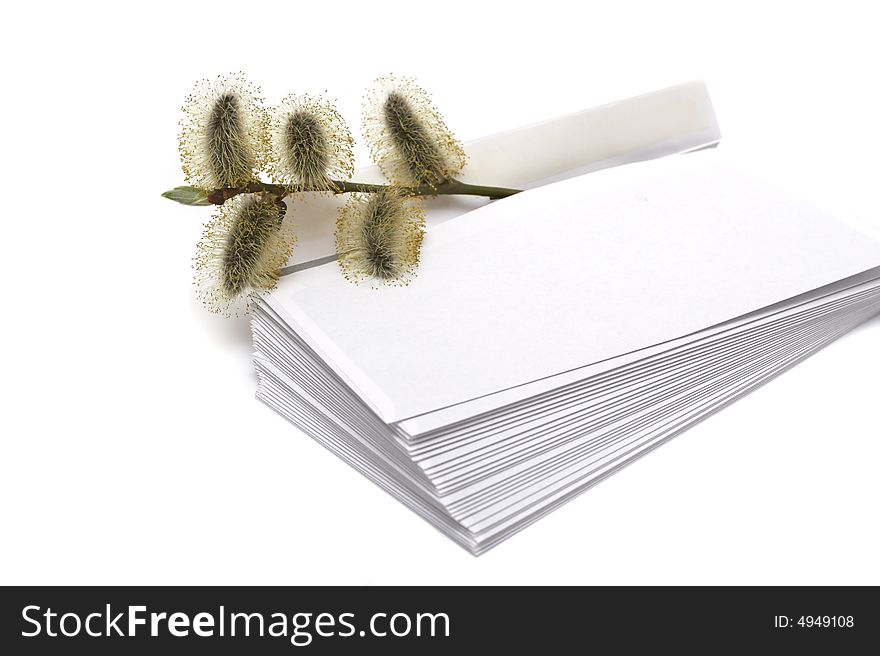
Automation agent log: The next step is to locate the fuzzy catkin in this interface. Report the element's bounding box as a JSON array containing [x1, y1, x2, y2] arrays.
[[267, 94, 354, 192], [179, 73, 269, 190], [194, 193, 294, 315], [335, 188, 425, 284], [362, 76, 466, 186]]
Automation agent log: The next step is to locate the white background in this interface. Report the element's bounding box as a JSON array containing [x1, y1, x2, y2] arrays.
[[2, 0, 878, 584]]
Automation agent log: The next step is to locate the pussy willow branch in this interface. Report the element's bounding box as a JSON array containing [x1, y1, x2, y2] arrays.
[[207, 179, 522, 204]]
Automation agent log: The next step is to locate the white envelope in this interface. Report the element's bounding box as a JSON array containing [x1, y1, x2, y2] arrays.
[[253, 294, 880, 552], [285, 80, 721, 267], [264, 150, 880, 425]]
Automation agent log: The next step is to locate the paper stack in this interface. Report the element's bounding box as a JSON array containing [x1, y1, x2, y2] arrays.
[[251, 90, 880, 554]]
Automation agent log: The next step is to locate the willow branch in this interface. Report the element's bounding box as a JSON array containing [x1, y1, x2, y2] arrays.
[[206, 179, 521, 204]]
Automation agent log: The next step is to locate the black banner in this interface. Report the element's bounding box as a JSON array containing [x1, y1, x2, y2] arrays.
[[1, 586, 877, 654]]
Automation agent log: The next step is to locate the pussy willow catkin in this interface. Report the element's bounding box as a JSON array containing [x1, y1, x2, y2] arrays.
[[194, 193, 295, 315], [179, 73, 269, 190], [362, 75, 466, 186], [335, 188, 425, 285], [267, 94, 354, 192]]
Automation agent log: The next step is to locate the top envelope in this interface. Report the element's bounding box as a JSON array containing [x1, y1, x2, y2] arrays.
[[265, 151, 880, 424]]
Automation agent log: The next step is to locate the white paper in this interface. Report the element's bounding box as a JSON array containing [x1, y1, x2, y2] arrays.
[[265, 151, 880, 424], [254, 299, 880, 553]]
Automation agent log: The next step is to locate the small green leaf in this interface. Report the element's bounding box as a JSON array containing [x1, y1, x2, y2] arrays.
[[161, 186, 212, 206]]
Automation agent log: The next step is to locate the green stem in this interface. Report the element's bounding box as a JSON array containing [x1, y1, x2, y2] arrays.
[[207, 178, 521, 204]]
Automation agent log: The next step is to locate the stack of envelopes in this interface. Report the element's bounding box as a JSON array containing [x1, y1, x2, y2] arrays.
[[252, 125, 880, 556]]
